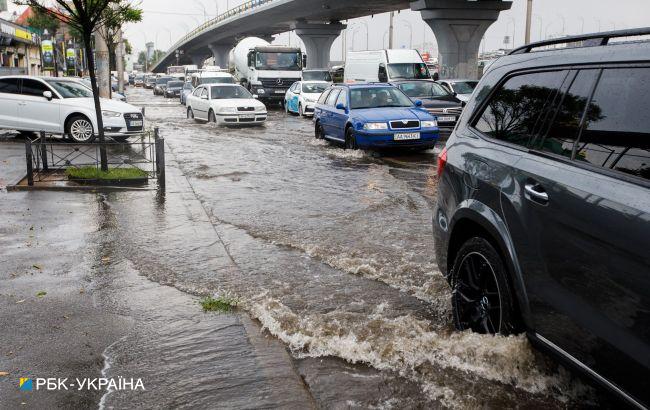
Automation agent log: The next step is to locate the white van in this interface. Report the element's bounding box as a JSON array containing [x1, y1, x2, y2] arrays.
[[190, 71, 236, 88], [343, 49, 431, 83]]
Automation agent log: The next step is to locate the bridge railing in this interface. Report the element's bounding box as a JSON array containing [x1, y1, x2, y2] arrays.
[[170, 0, 276, 54]]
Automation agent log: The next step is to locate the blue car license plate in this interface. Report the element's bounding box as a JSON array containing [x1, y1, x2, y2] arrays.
[[394, 132, 420, 141]]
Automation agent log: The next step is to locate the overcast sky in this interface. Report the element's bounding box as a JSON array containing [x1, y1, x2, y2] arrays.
[[5, 0, 650, 58]]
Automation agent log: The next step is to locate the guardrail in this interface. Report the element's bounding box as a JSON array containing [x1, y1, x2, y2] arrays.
[[157, 0, 278, 67], [24, 129, 165, 189]]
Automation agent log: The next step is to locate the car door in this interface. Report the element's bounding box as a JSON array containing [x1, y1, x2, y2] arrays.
[[321, 88, 341, 139], [17, 79, 61, 132], [498, 67, 650, 404], [331, 88, 348, 140], [0, 78, 20, 129]]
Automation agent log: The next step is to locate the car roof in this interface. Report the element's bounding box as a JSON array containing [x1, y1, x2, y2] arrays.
[[300, 80, 330, 84], [334, 83, 397, 89], [203, 83, 240, 87]]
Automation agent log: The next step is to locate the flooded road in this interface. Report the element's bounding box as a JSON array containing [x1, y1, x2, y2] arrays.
[[104, 87, 592, 408]]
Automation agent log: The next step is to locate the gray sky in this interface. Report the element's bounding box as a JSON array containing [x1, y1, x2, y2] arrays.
[[5, 0, 650, 57]]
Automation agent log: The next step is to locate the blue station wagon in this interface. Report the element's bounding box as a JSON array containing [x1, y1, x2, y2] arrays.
[[313, 84, 440, 150]]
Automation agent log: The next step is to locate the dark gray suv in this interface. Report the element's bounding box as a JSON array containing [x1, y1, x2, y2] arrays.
[[433, 29, 649, 408]]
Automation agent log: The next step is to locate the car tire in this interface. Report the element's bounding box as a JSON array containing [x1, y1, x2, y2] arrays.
[[66, 115, 95, 143], [315, 122, 324, 139], [344, 127, 358, 150], [299, 103, 304, 117], [450, 237, 521, 335], [208, 109, 216, 123]]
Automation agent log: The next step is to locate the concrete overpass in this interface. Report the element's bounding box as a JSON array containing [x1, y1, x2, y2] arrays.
[[150, 0, 512, 79]]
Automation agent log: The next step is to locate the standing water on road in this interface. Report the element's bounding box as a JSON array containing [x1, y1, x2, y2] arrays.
[[109, 88, 591, 407]]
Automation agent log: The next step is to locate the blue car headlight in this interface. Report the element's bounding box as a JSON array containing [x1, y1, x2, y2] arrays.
[[363, 122, 388, 130], [421, 120, 438, 128]]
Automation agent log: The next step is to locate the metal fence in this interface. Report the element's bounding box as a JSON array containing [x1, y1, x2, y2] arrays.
[[24, 128, 166, 189]]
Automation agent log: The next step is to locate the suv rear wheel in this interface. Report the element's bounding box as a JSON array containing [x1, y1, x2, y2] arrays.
[[451, 237, 520, 335]]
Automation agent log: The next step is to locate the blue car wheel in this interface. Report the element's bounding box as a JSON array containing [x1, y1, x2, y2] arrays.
[[344, 127, 358, 150]]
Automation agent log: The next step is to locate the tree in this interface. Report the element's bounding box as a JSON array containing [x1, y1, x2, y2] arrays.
[[16, 0, 128, 171], [26, 7, 60, 35]]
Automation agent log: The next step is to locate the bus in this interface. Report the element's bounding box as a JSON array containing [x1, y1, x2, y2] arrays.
[[166, 66, 185, 76]]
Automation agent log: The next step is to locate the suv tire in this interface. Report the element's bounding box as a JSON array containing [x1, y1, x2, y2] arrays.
[[450, 237, 520, 335]]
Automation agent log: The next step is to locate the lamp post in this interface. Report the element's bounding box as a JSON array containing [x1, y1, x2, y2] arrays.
[[400, 20, 413, 49]]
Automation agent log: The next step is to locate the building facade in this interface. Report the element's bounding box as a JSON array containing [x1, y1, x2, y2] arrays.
[[0, 17, 41, 75]]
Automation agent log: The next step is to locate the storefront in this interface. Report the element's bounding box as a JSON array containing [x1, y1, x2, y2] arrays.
[[0, 17, 41, 75]]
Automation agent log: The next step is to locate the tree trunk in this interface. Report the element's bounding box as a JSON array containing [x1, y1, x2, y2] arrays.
[[83, 30, 108, 171]]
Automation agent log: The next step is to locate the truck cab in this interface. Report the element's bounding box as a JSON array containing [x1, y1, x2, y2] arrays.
[[231, 38, 303, 105], [344, 49, 431, 84]]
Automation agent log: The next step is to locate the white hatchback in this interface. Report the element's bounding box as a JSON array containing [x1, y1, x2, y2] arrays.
[[0, 76, 144, 142], [186, 84, 266, 125], [284, 81, 330, 117]]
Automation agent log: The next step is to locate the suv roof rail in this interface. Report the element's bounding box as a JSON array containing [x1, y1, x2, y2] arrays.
[[509, 27, 650, 55]]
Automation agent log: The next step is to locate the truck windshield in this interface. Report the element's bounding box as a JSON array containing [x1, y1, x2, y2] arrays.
[[398, 81, 451, 98], [387, 63, 430, 80], [255, 52, 301, 71], [350, 87, 413, 109], [210, 85, 253, 99], [302, 70, 332, 81]]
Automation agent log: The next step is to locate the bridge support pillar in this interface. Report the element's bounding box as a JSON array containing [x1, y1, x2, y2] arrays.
[[189, 53, 209, 68], [208, 43, 233, 69], [292, 21, 346, 69], [411, 0, 512, 79]]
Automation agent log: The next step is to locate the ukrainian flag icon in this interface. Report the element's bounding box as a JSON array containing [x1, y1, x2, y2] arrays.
[[19, 378, 32, 391]]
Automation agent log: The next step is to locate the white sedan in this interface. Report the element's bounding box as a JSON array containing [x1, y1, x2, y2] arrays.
[[284, 81, 330, 116], [186, 84, 267, 125], [0, 75, 144, 142]]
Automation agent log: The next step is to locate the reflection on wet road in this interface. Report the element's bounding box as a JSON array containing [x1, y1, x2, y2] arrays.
[[108, 88, 590, 408]]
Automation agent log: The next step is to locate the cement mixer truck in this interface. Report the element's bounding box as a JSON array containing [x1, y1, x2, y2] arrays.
[[229, 37, 303, 105]]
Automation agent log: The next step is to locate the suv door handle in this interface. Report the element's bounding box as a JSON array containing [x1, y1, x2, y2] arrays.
[[524, 182, 549, 204]]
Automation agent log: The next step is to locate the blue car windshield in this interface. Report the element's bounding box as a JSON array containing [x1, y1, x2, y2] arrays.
[[349, 87, 413, 109]]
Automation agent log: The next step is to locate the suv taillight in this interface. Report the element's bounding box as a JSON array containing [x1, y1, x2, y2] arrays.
[[437, 146, 448, 178]]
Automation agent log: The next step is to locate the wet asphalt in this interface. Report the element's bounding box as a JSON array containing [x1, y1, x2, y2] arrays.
[[0, 86, 600, 409]]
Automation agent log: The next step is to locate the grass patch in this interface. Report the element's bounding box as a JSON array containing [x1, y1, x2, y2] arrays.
[[36, 291, 47, 297], [66, 166, 148, 180], [200, 295, 238, 313]]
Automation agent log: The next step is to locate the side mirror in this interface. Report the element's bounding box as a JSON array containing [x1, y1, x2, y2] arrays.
[[414, 100, 423, 107], [335, 102, 346, 110], [253, 94, 259, 99], [43, 90, 53, 101]]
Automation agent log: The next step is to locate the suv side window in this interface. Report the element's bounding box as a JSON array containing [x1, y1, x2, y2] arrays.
[[473, 71, 566, 147], [21, 79, 51, 97], [326, 89, 340, 106], [575, 67, 650, 181], [0, 78, 19, 94], [531, 70, 600, 158]]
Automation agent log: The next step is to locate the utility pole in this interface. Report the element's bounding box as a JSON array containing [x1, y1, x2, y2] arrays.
[[525, 0, 533, 44], [388, 11, 394, 48]]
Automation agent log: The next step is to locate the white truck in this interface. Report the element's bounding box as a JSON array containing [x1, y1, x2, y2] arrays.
[[343, 49, 431, 83], [229, 37, 303, 105]]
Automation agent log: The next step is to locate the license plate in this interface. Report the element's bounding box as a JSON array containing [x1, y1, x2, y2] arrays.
[[240, 114, 255, 119], [438, 116, 456, 122], [394, 132, 420, 141], [129, 120, 143, 127], [275, 90, 285, 94]]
